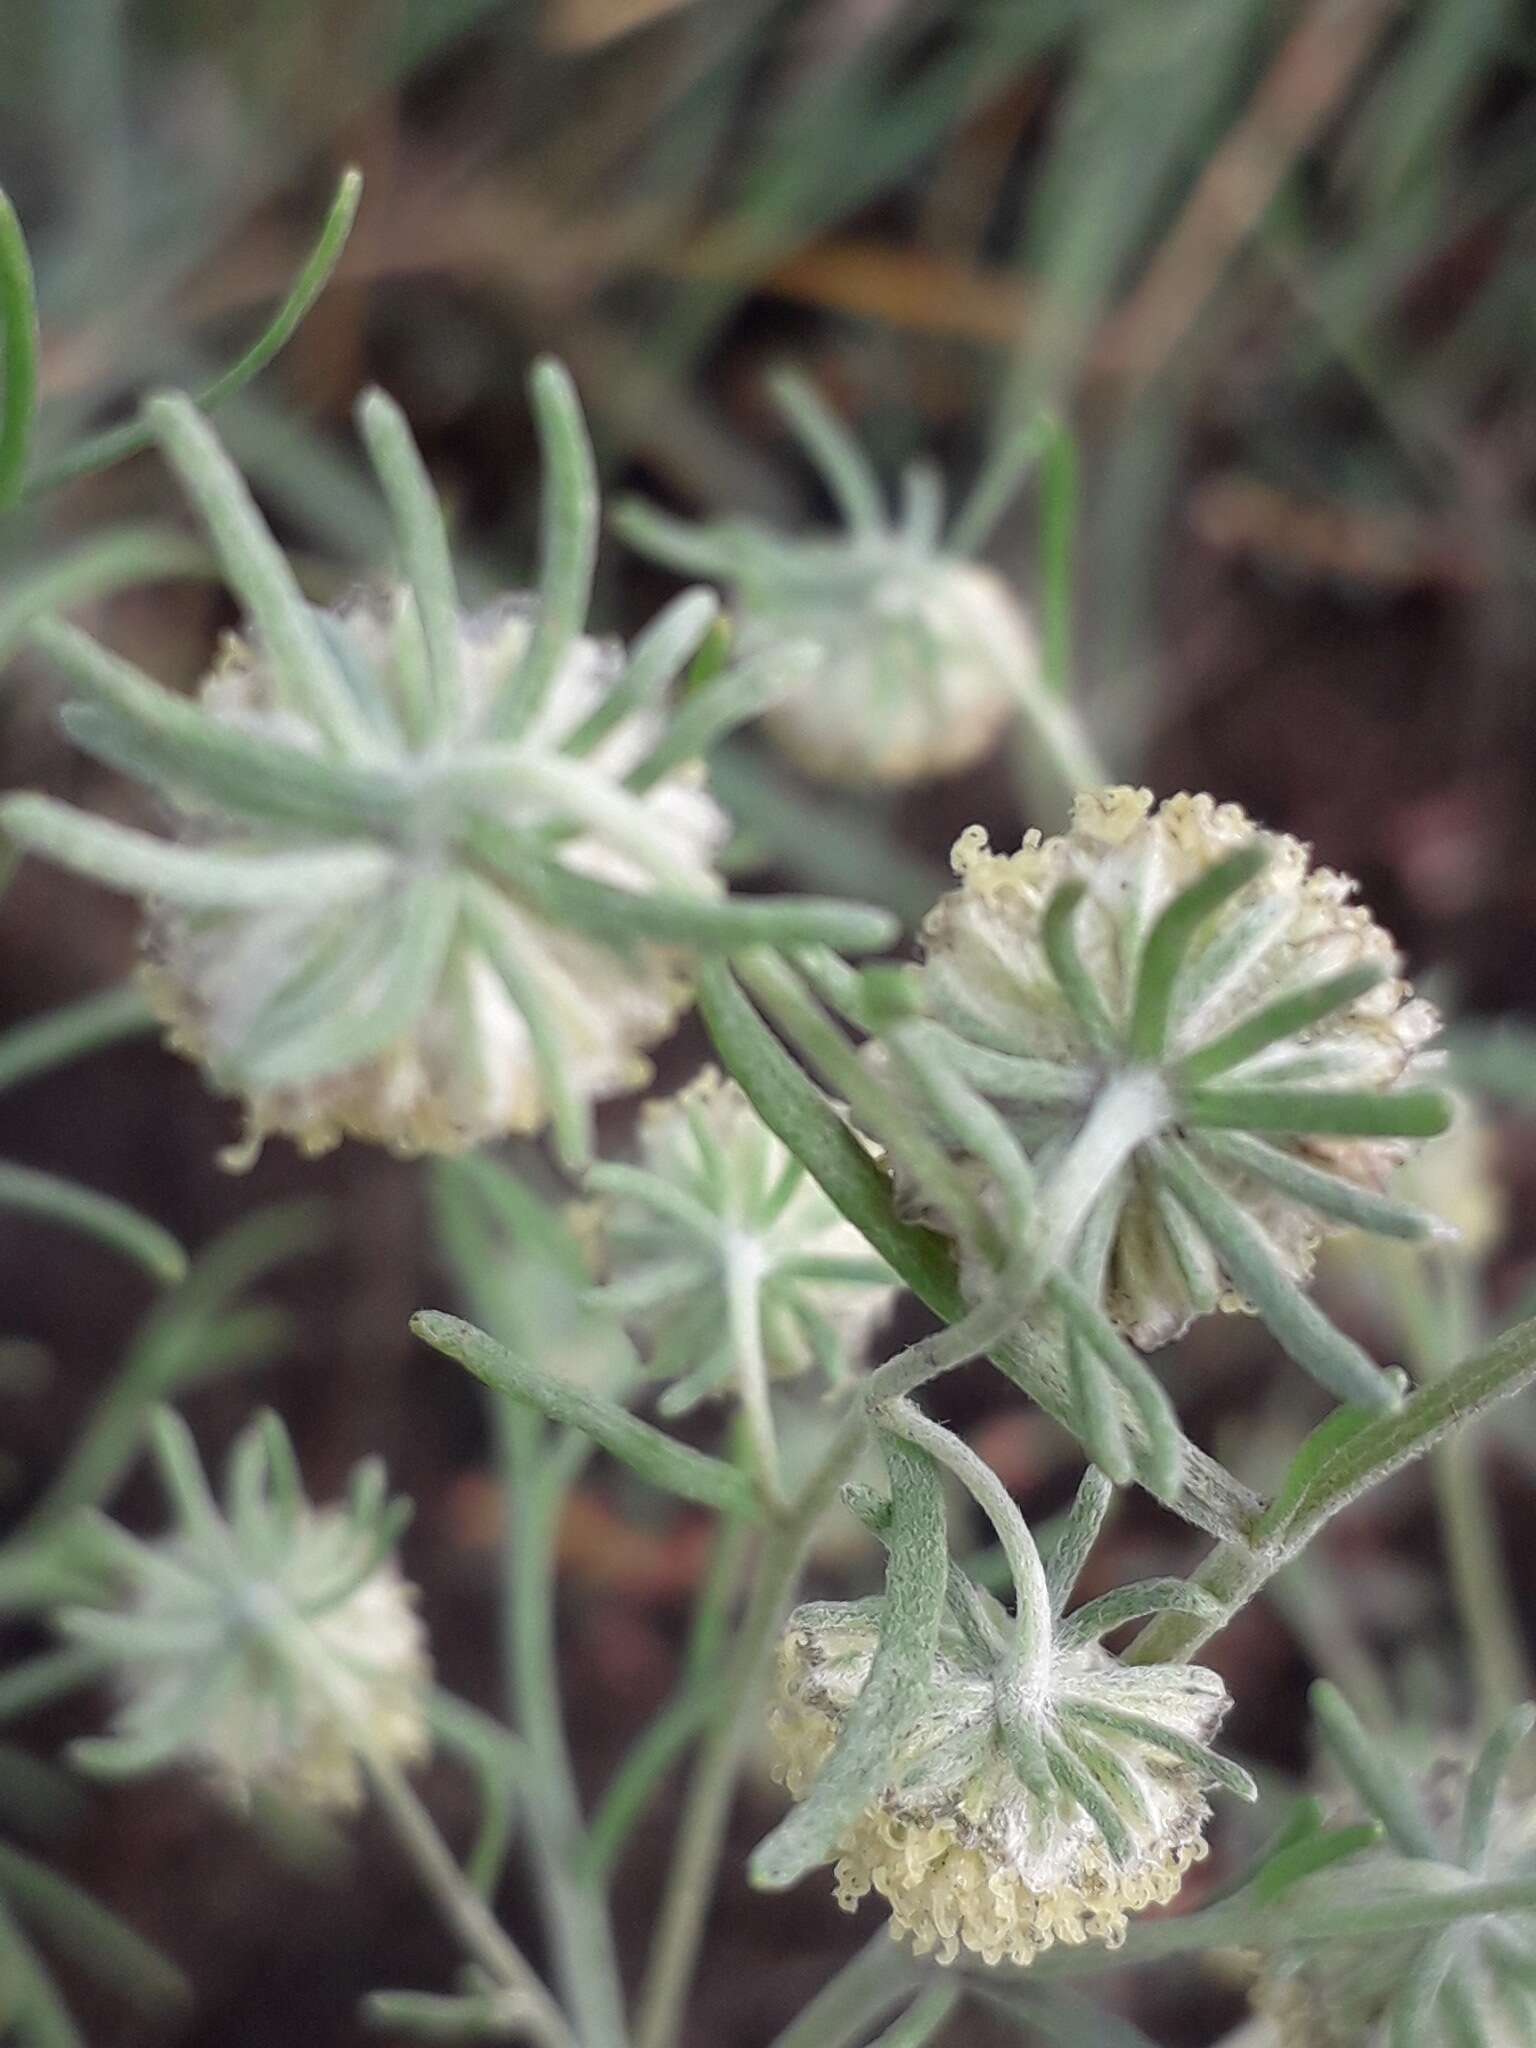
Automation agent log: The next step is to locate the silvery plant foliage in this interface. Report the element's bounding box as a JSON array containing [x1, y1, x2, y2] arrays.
[[1, 166, 1534, 2048]]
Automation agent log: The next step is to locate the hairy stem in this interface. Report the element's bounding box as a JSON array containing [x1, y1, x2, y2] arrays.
[[635, 1404, 868, 2048], [497, 1405, 630, 2048], [1129, 1312, 1536, 1664]]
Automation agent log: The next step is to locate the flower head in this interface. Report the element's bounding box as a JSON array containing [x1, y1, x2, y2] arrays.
[[896, 787, 1448, 1401], [770, 1567, 1251, 1968], [139, 577, 726, 1164], [1252, 1709, 1536, 2047], [615, 371, 1039, 787], [4, 370, 895, 1166], [61, 1409, 430, 1813], [584, 1068, 899, 1405]]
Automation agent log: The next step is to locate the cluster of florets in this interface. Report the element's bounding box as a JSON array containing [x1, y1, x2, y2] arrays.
[[770, 1557, 1253, 1969], [61, 1411, 430, 1813], [900, 787, 1446, 1395], [1253, 1744, 1536, 2046], [141, 586, 726, 1162], [615, 371, 1041, 788], [582, 1067, 899, 1404]]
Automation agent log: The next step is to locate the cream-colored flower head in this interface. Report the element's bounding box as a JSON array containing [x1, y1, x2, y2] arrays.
[[907, 788, 1446, 1366], [61, 1410, 430, 1814], [741, 556, 1035, 787], [770, 1592, 1247, 1968], [615, 370, 1042, 788], [586, 1067, 899, 1403], [140, 585, 726, 1163], [1252, 1734, 1536, 2047], [5, 372, 911, 1173]]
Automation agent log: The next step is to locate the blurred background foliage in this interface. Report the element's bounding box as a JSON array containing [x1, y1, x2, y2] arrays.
[[2, 1, 1536, 2043]]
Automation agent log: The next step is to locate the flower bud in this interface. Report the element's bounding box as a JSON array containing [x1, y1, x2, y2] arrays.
[[61, 1411, 430, 1813], [743, 554, 1035, 788], [616, 374, 1041, 788], [585, 1067, 898, 1404]]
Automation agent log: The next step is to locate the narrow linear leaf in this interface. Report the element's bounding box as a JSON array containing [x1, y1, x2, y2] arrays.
[[1278, 1311, 1536, 1545], [946, 409, 1050, 561], [242, 876, 459, 1087], [26, 169, 362, 497], [750, 1438, 946, 1889], [1192, 1127, 1442, 1241], [1310, 1682, 1441, 1859], [1130, 845, 1270, 1061], [1155, 1137, 1395, 1412], [566, 587, 719, 757], [0, 1163, 185, 1283], [0, 794, 391, 908], [1249, 1821, 1384, 1904], [1064, 1699, 1258, 1802], [0, 1902, 85, 2048], [0, 1840, 187, 2013], [356, 388, 462, 732], [412, 1311, 757, 1519], [0, 982, 152, 1095], [1043, 1466, 1115, 1614], [145, 392, 374, 753], [360, 1988, 520, 2041], [495, 357, 598, 738], [627, 646, 807, 792], [0, 185, 39, 510], [1042, 881, 1116, 1051], [1058, 1578, 1222, 1648], [477, 831, 898, 955], [768, 368, 886, 536], [460, 879, 592, 1170], [0, 529, 212, 664], [36, 618, 398, 829], [1181, 1083, 1452, 1140], [1461, 1705, 1536, 1869], [1175, 963, 1386, 1083], [865, 1986, 961, 2048]]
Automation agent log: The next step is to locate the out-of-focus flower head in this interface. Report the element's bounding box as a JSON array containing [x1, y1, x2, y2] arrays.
[[614, 370, 1046, 788], [60, 1408, 429, 1813], [1251, 1690, 1536, 2046], [3, 368, 895, 1167], [582, 1067, 899, 1409]]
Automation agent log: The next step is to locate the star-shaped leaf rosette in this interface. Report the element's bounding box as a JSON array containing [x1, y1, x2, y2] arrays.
[[756, 1446, 1254, 1968], [871, 787, 1453, 1433], [580, 1067, 900, 1500], [0, 364, 896, 1167]]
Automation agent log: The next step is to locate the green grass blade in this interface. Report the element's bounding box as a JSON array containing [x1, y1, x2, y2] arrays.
[[0, 186, 39, 511], [26, 169, 361, 498]]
